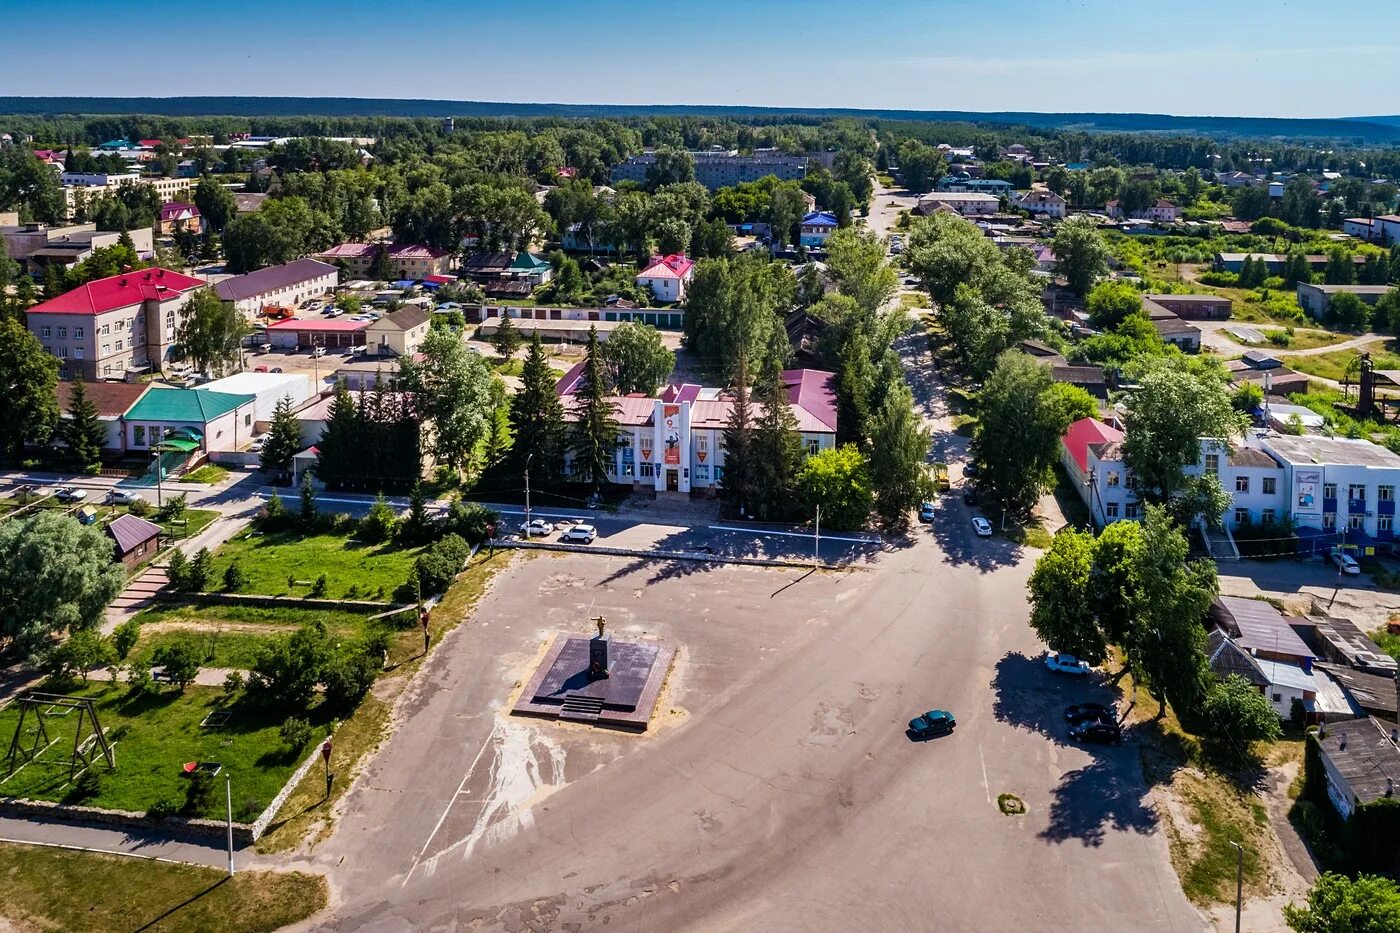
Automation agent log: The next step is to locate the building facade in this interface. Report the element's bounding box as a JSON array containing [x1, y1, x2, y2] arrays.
[[213, 258, 339, 318], [635, 253, 695, 303], [610, 151, 808, 190], [25, 268, 206, 380]]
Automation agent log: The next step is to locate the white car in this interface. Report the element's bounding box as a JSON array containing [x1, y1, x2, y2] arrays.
[[919, 501, 937, 522], [105, 489, 141, 505], [560, 524, 597, 543], [1331, 551, 1361, 575], [520, 519, 555, 537], [55, 486, 88, 503], [311, 347, 327, 357], [1045, 653, 1092, 676], [971, 516, 993, 537], [249, 435, 268, 453]]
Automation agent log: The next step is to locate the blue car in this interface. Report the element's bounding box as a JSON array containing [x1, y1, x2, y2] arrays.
[[908, 709, 957, 739]]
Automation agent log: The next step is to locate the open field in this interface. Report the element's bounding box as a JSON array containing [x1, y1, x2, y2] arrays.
[[208, 529, 424, 600], [0, 841, 326, 933]]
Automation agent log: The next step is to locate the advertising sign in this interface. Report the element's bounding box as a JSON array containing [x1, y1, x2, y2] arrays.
[[663, 404, 681, 465], [1295, 469, 1321, 516]]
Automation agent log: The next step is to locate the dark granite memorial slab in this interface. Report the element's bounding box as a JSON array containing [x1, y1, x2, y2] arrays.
[[512, 634, 675, 731]]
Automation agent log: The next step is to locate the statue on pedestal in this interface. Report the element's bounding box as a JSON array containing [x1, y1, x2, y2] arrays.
[[589, 616, 610, 679]]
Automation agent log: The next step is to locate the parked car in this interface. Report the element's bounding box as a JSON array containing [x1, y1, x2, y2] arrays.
[[520, 518, 555, 536], [270, 367, 283, 373], [1069, 720, 1122, 746], [257, 343, 272, 353], [55, 486, 88, 503], [908, 709, 957, 740], [326, 308, 343, 317], [560, 524, 597, 543], [249, 435, 268, 453], [971, 516, 993, 537], [1045, 652, 1092, 675], [254, 365, 269, 372], [962, 463, 979, 478], [919, 501, 937, 522], [1331, 551, 1361, 575], [962, 490, 979, 506], [311, 347, 327, 357], [1065, 703, 1116, 724], [105, 489, 141, 505]]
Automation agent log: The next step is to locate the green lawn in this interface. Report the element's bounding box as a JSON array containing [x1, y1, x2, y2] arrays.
[[182, 465, 230, 485], [133, 602, 374, 630], [0, 681, 334, 819], [491, 358, 524, 377], [129, 603, 377, 670], [0, 841, 327, 933], [158, 508, 219, 540], [209, 530, 424, 600], [133, 630, 280, 671]]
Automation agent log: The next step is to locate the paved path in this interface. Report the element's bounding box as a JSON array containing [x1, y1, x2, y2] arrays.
[[0, 814, 247, 868]]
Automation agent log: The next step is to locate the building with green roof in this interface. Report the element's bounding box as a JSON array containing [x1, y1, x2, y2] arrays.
[[509, 252, 554, 285], [122, 387, 258, 453]]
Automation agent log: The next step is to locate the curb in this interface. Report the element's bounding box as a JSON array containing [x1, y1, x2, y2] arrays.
[[497, 539, 845, 570], [0, 834, 211, 867]]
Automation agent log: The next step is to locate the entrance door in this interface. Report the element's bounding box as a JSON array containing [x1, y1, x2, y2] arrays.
[[666, 469, 679, 492]]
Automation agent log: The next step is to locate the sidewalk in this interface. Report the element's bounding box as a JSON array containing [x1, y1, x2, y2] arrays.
[[0, 813, 250, 868]]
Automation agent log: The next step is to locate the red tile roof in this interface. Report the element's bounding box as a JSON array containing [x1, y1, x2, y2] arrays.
[[1062, 417, 1124, 473], [638, 254, 694, 279], [317, 243, 378, 260], [160, 202, 199, 221], [26, 268, 206, 316], [783, 368, 837, 431], [55, 381, 149, 419]]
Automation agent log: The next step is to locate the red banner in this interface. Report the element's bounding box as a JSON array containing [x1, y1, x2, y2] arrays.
[[662, 404, 681, 465]]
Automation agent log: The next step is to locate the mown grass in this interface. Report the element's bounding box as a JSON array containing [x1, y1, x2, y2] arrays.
[[182, 465, 230, 485], [209, 529, 424, 600], [132, 602, 374, 630], [0, 841, 326, 932], [0, 681, 333, 819], [158, 507, 220, 540], [133, 630, 281, 671]]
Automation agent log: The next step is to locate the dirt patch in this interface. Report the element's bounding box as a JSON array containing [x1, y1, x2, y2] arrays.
[[141, 620, 299, 636]]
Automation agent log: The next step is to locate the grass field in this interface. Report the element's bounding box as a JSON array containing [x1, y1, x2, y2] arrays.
[[0, 681, 333, 819], [158, 508, 220, 540], [1284, 341, 1400, 382], [133, 630, 278, 671], [182, 465, 230, 484], [128, 603, 391, 670], [0, 841, 326, 932], [209, 529, 423, 600]]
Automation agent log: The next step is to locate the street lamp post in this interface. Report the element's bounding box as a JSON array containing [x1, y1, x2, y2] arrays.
[[225, 773, 235, 876], [1230, 841, 1243, 933], [814, 505, 821, 569], [524, 453, 533, 533]]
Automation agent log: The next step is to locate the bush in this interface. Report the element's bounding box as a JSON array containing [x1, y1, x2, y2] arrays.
[[184, 548, 212, 593], [308, 574, 328, 598], [125, 660, 155, 697], [152, 640, 201, 691], [247, 620, 330, 709], [358, 495, 398, 544], [221, 670, 245, 698], [411, 533, 471, 597], [223, 561, 249, 592], [146, 797, 180, 820], [127, 497, 152, 518], [261, 492, 291, 530], [279, 715, 313, 751], [440, 501, 499, 545], [156, 493, 187, 524], [322, 650, 379, 711], [165, 548, 188, 590], [112, 619, 140, 660]]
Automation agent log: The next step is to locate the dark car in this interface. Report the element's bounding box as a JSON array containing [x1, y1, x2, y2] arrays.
[[962, 463, 979, 478], [1069, 720, 1122, 746], [908, 709, 956, 740], [1065, 703, 1116, 724], [962, 490, 979, 506]]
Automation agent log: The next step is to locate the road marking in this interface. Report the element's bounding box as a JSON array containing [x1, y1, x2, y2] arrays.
[[707, 525, 878, 544], [401, 725, 497, 888], [978, 743, 991, 805]]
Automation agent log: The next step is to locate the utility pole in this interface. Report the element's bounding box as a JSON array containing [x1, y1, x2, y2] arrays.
[[1230, 841, 1243, 933], [225, 773, 235, 876], [524, 453, 533, 533], [814, 505, 821, 568]]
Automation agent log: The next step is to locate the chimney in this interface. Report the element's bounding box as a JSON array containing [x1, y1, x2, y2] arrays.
[[1340, 732, 1348, 751]]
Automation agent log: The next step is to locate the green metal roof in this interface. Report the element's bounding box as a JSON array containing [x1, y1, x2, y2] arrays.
[[125, 387, 254, 423], [510, 252, 551, 272], [156, 437, 200, 452]]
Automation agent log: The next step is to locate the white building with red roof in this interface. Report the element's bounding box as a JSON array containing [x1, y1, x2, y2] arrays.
[[558, 366, 836, 496], [635, 253, 695, 304], [25, 267, 207, 380]]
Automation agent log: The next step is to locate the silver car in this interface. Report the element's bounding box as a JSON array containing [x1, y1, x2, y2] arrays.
[[560, 524, 597, 543]]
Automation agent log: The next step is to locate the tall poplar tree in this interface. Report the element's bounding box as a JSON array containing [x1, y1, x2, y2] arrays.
[[720, 353, 756, 515], [749, 357, 803, 520]]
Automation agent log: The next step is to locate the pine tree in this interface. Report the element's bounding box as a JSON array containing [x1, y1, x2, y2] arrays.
[[260, 394, 303, 478], [569, 327, 617, 488], [509, 333, 566, 482], [491, 314, 521, 361], [720, 353, 756, 515], [63, 380, 105, 474], [299, 473, 318, 529], [314, 382, 359, 490], [748, 357, 803, 520]]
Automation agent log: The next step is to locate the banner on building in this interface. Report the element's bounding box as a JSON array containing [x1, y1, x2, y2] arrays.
[[1295, 469, 1321, 516], [662, 404, 681, 465]]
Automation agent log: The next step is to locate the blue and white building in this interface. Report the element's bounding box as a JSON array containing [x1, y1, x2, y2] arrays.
[[798, 211, 840, 248]]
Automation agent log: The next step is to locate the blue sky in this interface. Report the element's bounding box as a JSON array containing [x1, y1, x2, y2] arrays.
[[5, 0, 1398, 118]]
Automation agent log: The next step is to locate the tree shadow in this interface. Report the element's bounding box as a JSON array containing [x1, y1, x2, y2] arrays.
[[1038, 752, 1162, 847], [928, 496, 1023, 572], [135, 876, 230, 931]]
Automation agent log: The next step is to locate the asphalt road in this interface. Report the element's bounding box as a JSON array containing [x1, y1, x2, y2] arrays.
[[298, 526, 1203, 932]]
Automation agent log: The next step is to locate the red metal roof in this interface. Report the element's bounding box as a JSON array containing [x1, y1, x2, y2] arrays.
[[26, 268, 206, 316], [1061, 417, 1124, 473], [638, 254, 694, 279], [783, 369, 837, 432]]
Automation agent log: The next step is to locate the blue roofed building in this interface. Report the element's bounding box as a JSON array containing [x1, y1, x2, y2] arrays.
[[799, 211, 840, 248]]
